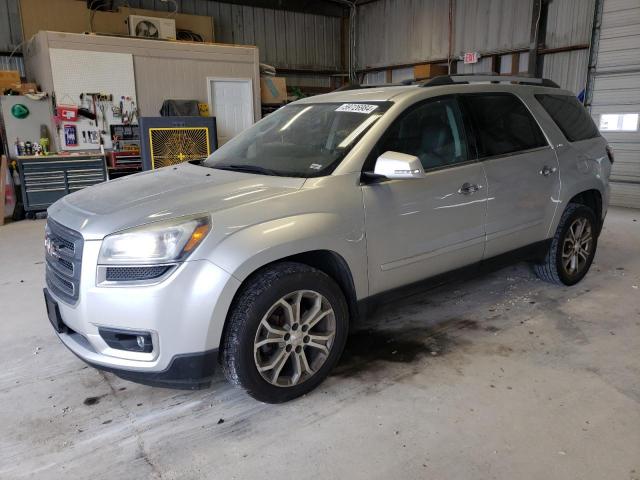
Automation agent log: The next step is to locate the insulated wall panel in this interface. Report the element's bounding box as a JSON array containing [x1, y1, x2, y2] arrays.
[[543, 50, 589, 94]]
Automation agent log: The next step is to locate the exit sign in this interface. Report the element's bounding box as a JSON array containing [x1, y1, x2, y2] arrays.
[[463, 52, 480, 64]]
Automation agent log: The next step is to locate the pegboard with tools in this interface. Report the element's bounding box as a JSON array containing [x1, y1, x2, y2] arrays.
[[49, 49, 138, 152]]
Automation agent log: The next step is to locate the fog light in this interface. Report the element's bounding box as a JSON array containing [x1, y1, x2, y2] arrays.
[[99, 328, 153, 353]]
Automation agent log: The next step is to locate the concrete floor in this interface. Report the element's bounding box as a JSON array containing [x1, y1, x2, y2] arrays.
[[1, 207, 639, 480]]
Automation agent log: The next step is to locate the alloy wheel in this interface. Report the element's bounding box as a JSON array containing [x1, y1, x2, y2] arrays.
[[253, 290, 336, 387], [561, 217, 593, 276]]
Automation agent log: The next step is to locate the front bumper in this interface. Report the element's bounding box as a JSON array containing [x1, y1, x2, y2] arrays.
[[63, 336, 219, 389], [46, 239, 241, 388]]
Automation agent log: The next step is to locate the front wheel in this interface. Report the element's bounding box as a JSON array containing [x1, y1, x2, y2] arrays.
[[534, 203, 598, 285], [221, 262, 349, 403]]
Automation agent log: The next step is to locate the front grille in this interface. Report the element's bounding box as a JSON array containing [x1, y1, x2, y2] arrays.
[[105, 265, 173, 282], [45, 219, 84, 304], [58, 257, 73, 273]]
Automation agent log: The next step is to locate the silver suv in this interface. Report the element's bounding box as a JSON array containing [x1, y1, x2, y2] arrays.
[[44, 75, 612, 403]]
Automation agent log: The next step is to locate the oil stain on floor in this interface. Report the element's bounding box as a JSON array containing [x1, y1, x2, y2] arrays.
[[333, 318, 482, 377]]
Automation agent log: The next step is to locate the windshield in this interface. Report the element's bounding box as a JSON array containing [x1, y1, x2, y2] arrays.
[[203, 102, 391, 177]]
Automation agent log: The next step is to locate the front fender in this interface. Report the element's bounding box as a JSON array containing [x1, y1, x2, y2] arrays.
[[210, 212, 368, 300]]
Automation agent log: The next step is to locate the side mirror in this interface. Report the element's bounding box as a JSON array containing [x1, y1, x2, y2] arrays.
[[371, 151, 425, 180]]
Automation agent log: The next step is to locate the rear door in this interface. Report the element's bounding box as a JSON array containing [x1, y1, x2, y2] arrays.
[[362, 96, 487, 295], [460, 92, 560, 259]]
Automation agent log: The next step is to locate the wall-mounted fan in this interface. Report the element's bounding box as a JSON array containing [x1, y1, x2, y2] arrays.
[[135, 20, 159, 38], [127, 15, 176, 40]]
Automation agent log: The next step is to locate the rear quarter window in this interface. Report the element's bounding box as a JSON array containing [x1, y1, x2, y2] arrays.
[[535, 94, 600, 142]]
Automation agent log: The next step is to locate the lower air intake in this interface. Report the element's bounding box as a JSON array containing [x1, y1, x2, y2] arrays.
[[105, 265, 173, 282]]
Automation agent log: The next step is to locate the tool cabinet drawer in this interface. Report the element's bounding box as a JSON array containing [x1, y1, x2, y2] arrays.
[[18, 155, 107, 212]]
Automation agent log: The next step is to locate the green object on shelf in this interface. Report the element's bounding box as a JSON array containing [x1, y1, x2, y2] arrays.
[[11, 103, 29, 119], [290, 87, 306, 101]]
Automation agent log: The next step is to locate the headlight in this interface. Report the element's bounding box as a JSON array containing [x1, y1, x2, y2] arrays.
[[98, 215, 211, 265]]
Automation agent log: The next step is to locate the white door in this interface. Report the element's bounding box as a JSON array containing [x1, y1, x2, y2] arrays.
[[208, 78, 254, 145]]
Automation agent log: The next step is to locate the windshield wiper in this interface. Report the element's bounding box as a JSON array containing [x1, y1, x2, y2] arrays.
[[214, 164, 279, 176]]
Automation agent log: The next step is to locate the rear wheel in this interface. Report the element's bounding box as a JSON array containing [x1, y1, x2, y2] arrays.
[[534, 203, 598, 285], [221, 262, 349, 403]]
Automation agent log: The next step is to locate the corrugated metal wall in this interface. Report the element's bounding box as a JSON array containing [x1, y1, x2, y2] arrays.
[[590, 0, 640, 208], [357, 0, 532, 70], [545, 0, 595, 48], [356, 0, 595, 94], [0, 0, 342, 78], [356, 0, 449, 69], [0, 55, 25, 76], [0, 0, 607, 97], [543, 50, 590, 94], [542, 0, 595, 94], [0, 0, 22, 52], [127, 0, 342, 70], [454, 0, 531, 55]]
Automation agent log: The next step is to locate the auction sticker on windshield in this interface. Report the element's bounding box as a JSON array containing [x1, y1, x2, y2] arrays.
[[335, 104, 379, 114]]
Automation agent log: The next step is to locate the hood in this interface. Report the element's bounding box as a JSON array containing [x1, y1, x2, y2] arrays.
[[48, 163, 306, 239]]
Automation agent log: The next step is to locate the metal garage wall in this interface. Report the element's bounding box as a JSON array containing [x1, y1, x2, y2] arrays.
[[0, 55, 25, 76], [543, 50, 590, 94], [0, 0, 21, 52], [542, 0, 595, 94], [356, 0, 595, 94], [356, 0, 531, 70], [127, 0, 342, 71], [356, 0, 449, 70], [591, 0, 640, 208], [0, 0, 23, 75], [545, 0, 595, 48], [454, 0, 531, 56]]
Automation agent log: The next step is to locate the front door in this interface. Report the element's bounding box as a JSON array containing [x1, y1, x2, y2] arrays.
[[460, 93, 561, 258], [363, 96, 488, 295]]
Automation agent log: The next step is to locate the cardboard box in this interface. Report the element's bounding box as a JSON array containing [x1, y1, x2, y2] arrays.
[[413, 64, 448, 80], [0, 71, 21, 92], [260, 77, 287, 105], [11, 83, 38, 94]]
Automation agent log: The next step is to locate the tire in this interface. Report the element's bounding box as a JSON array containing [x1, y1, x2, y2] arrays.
[[221, 261, 349, 403], [534, 203, 598, 286]]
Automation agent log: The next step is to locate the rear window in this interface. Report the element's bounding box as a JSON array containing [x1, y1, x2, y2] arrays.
[[461, 93, 548, 158], [535, 94, 600, 142]]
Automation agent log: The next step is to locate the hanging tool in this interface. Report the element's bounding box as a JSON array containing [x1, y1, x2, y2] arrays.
[[81, 93, 99, 127]]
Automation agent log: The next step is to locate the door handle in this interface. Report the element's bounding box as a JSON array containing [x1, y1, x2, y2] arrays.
[[458, 182, 482, 195], [539, 165, 557, 176]]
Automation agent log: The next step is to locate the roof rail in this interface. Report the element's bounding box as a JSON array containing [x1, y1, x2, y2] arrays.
[[421, 74, 560, 88], [333, 82, 404, 91]]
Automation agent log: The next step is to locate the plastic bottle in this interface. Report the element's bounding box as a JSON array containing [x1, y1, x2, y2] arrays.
[[15, 138, 25, 157]]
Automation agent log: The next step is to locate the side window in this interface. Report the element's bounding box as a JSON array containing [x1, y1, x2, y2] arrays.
[[373, 97, 469, 170], [535, 94, 600, 142], [462, 93, 548, 158]]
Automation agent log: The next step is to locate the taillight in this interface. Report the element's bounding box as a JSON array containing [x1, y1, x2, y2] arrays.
[[606, 144, 615, 163]]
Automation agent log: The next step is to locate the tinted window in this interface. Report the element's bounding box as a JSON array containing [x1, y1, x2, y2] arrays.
[[536, 94, 600, 142], [462, 93, 547, 158], [372, 97, 469, 170]]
